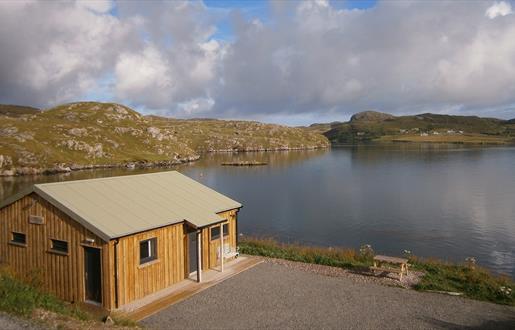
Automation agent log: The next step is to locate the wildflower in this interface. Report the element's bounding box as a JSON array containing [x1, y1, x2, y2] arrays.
[[499, 286, 512, 296], [359, 244, 374, 259], [465, 257, 477, 269]]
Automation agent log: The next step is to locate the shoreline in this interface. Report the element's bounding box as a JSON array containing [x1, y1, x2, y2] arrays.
[[0, 145, 329, 177]]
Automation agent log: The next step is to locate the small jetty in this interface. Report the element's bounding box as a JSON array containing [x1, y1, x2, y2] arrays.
[[221, 161, 268, 166]]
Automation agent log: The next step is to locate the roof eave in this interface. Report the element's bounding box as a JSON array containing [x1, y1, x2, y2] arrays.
[[0, 186, 35, 210], [34, 185, 112, 242]]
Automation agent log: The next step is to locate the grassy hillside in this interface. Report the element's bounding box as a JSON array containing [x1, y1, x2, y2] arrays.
[[323, 111, 515, 144], [301, 122, 344, 135], [0, 102, 328, 175], [0, 105, 40, 117], [147, 116, 328, 152]]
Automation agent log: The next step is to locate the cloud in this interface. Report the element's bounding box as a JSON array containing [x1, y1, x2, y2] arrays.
[[214, 0, 515, 120], [485, 1, 513, 19], [115, 46, 174, 108], [1, 0, 515, 123], [113, 1, 222, 114], [76, 0, 114, 14], [0, 0, 137, 107]]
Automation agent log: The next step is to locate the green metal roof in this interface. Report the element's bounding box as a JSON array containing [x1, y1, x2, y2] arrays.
[[28, 171, 242, 241]]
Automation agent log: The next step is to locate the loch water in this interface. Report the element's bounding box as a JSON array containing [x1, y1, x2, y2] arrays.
[[1, 145, 514, 277]]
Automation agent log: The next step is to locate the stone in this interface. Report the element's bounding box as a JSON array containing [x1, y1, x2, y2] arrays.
[[103, 315, 114, 325]]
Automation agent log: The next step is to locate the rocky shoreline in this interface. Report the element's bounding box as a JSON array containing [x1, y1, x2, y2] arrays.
[[0, 145, 328, 177], [0, 154, 200, 177]]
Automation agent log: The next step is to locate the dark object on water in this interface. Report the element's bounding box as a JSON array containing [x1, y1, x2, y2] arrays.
[[221, 161, 268, 166]]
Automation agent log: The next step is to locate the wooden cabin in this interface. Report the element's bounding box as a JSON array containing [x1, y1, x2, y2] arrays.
[[0, 171, 242, 310]]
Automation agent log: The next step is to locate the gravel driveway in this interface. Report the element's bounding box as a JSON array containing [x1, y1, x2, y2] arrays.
[[141, 261, 515, 329], [0, 312, 44, 329]]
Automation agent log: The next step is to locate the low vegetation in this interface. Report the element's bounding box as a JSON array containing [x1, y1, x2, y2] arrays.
[[0, 266, 137, 327], [239, 237, 371, 270], [0, 266, 87, 319], [0, 104, 40, 117], [320, 111, 515, 144], [239, 237, 515, 306], [411, 257, 515, 306], [0, 102, 329, 175]]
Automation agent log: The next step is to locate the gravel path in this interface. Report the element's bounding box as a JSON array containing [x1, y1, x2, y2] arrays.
[[141, 260, 515, 330], [0, 311, 45, 329]]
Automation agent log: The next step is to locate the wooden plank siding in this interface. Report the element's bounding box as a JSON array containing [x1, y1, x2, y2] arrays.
[[0, 191, 240, 311], [0, 193, 115, 309], [114, 223, 185, 307]]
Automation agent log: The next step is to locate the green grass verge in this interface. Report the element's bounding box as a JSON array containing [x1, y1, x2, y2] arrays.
[[239, 237, 372, 270], [239, 237, 514, 306], [0, 266, 89, 319], [410, 258, 514, 306]]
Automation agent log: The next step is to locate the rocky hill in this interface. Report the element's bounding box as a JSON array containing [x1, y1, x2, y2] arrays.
[[146, 116, 327, 152], [322, 111, 515, 144], [0, 102, 329, 176], [0, 104, 40, 117]]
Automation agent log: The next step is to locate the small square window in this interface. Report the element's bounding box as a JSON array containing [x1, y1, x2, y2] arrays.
[[51, 239, 68, 253], [211, 226, 220, 240], [211, 223, 229, 241], [11, 232, 26, 245], [140, 238, 157, 264]]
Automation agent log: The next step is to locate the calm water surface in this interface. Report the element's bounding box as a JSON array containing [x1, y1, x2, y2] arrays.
[[1, 145, 515, 277]]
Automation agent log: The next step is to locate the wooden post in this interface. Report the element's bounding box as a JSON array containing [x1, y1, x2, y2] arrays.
[[220, 223, 224, 272], [197, 231, 202, 283]]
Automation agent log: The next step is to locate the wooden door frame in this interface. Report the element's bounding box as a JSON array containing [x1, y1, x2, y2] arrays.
[[83, 245, 102, 305]]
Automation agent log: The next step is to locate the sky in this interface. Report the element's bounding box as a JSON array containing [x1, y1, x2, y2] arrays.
[[1, 0, 515, 125]]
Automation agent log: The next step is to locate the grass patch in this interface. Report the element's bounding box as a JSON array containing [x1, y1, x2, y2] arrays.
[[239, 237, 515, 306], [0, 266, 89, 319], [410, 257, 514, 306], [239, 237, 372, 271], [110, 315, 138, 327]]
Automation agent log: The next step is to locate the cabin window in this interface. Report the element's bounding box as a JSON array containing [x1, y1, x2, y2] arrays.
[[50, 239, 68, 254], [140, 238, 157, 264], [11, 232, 26, 245], [211, 223, 229, 241]]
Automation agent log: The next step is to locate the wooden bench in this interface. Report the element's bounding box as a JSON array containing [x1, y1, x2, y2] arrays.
[[223, 244, 239, 259], [371, 255, 409, 281]]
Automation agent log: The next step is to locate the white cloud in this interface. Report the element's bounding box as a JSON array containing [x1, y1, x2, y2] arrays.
[[177, 97, 215, 115], [76, 0, 113, 14], [214, 1, 515, 120], [0, 0, 134, 106], [485, 1, 512, 19], [1, 1, 515, 123], [115, 46, 174, 108]]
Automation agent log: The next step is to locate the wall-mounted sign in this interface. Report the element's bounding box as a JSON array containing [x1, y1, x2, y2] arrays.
[[29, 215, 45, 225]]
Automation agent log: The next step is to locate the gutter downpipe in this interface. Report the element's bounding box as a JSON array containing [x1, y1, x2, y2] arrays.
[[114, 238, 119, 309]]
